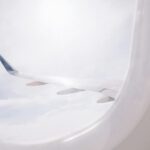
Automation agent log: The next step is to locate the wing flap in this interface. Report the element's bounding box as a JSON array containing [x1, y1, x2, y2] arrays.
[[26, 81, 48, 86], [57, 88, 85, 95]]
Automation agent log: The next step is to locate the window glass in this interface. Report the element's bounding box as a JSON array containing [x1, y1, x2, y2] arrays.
[[0, 0, 135, 144]]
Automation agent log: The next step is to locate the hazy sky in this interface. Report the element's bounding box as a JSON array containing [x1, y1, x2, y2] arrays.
[[0, 0, 136, 80], [0, 0, 137, 144]]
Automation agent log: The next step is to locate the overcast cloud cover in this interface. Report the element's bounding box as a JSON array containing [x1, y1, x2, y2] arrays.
[[0, 0, 136, 79]]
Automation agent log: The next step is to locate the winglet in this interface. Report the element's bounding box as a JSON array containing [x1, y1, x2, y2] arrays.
[[0, 55, 18, 75]]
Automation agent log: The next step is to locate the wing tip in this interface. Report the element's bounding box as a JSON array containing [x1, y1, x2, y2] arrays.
[[0, 54, 18, 75]]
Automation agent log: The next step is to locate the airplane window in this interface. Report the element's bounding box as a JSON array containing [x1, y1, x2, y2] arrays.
[[0, 0, 135, 145]]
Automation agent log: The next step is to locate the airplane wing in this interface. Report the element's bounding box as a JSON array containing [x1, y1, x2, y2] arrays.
[[0, 55, 120, 103], [0, 55, 48, 86]]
